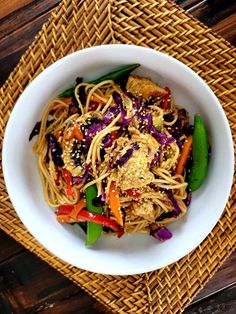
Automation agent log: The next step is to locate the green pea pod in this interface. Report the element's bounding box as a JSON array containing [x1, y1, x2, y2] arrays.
[[85, 184, 103, 245], [188, 113, 208, 192], [59, 87, 75, 98], [89, 63, 140, 84], [58, 64, 140, 98]]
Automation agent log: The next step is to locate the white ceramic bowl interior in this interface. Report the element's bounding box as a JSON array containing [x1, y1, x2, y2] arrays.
[[2, 45, 234, 275]]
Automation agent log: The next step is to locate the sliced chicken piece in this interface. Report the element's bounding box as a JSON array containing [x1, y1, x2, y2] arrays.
[[117, 143, 154, 190], [133, 199, 156, 221], [126, 75, 167, 99]]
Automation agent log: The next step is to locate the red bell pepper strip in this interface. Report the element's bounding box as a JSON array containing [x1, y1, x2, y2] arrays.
[[77, 210, 123, 234], [125, 189, 141, 199], [57, 204, 74, 215], [111, 130, 118, 141], [56, 199, 86, 223], [161, 87, 171, 109], [62, 169, 74, 197]]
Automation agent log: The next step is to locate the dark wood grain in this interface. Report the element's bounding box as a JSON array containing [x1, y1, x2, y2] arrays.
[[0, 0, 60, 39], [0, 0, 60, 85], [0, 0, 32, 20], [0, 231, 23, 263], [0, 0, 235, 313], [184, 284, 236, 314], [0, 234, 109, 314]]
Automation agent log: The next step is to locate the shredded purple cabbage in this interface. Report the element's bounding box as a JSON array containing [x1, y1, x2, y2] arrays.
[[113, 91, 134, 128], [78, 85, 86, 106], [145, 113, 153, 129], [92, 196, 104, 207], [84, 122, 106, 148], [102, 133, 112, 148], [176, 140, 184, 149], [156, 211, 177, 221], [165, 189, 181, 215], [103, 106, 120, 124], [164, 113, 175, 122], [125, 91, 133, 99], [101, 183, 106, 201], [29, 120, 53, 141], [46, 134, 64, 167], [76, 77, 83, 84], [113, 91, 123, 106], [134, 95, 142, 111], [72, 163, 91, 185], [29, 121, 41, 141], [121, 109, 134, 127], [150, 226, 173, 242], [112, 142, 139, 168], [138, 113, 175, 145], [159, 136, 175, 145], [151, 125, 174, 145], [184, 192, 192, 207], [72, 173, 88, 185], [151, 153, 160, 167]]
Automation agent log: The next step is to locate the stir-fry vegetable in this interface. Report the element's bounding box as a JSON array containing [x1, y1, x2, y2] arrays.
[[91, 64, 140, 85], [74, 126, 83, 141], [188, 114, 208, 192], [46, 134, 64, 167], [109, 181, 123, 226], [59, 64, 140, 98], [161, 87, 171, 109], [90, 95, 109, 105], [176, 135, 193, 175], [62, 169, 74, 197], [85, 184, 103, 245], [56, 199, 86, 223], [150, 225, 172, 241], [77, 210, 123, 236], [125, 189, 141, 199]]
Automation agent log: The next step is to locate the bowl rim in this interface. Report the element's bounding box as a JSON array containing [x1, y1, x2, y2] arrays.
[[2, 44, 234, 275]]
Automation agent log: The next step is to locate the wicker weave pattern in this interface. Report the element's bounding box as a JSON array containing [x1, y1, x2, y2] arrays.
[[0, 0, 235, 313]]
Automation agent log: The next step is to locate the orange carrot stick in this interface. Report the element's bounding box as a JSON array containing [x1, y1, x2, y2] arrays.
[[74, 126, 84, 141], [176, 135, 193, 175], [109, 181, 123, 226], [61, 97, 72, 104], [57, 214, 75, 223], [91, 95, 109, 105], [57, 198, 86, 223], [70, 198, 86, 219]]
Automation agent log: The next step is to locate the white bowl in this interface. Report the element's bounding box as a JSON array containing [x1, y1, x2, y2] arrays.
[[2, 45, 234, 275]]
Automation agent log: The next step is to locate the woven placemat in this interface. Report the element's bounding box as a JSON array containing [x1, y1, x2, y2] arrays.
[[0, 0, 235, 313]]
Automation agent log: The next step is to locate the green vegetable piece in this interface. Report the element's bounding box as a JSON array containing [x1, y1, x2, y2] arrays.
[[153, 116, 163, 132], [58, 64, 140, 98], [188, 114, 208, 192], [58, 87, 75, 98], [89, 63, 140, 84], [85, 184, 103, 245]]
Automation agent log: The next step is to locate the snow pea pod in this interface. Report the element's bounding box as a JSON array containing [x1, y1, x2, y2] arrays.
[[90, 63, 140, 84], [59, 64, 140, 98], [85, 184, 103, 245], [188, 114, 208, 192]]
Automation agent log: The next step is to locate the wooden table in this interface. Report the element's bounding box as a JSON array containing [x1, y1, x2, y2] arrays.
[[0, 1, 235, 313]]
